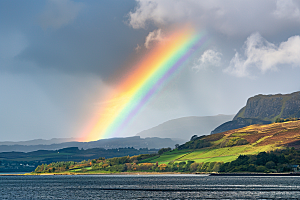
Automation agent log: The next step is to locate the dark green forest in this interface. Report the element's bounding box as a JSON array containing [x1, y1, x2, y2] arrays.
[[220, 148, 300, 173]]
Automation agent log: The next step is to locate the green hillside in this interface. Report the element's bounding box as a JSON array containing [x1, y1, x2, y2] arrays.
[[141, 120, 300, 164]]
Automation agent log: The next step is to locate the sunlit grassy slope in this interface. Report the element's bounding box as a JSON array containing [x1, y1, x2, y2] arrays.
[[141, 120, 300, 164]]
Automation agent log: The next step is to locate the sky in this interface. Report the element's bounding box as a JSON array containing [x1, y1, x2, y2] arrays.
[[1, 0, 300, 141]]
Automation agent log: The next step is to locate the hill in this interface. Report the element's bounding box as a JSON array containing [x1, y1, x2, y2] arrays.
[[211, 117, 271, 134], [136, 115, 234, 140], [211, 91, 300, 134], [142, 120, 300, 164]]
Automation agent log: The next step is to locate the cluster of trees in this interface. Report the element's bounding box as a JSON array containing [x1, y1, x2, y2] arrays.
[[34, 161, 76, 173], [220, 137, 249, 148], [158, 147, 172, 155], [151, 161, 223, 172], [34, 154, 157, 173], [219, 148, 300, 173], [275, 117, 300, 123]]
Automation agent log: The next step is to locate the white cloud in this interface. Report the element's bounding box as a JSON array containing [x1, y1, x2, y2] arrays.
[[144, 29, 164, 49], [128, 0, 300, 36], [128, 0, 222, 29], [39, 0, 84, 29], [224, 32, 300, 77], [274, 0, 300, 20], [128, 1, 160, 29], [193, 49, 222, 71]]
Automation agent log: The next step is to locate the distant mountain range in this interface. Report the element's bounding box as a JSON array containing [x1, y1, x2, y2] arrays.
[[0, 136, 184, 153], [0, 138, 79, 146], [211, 91, 300, 134], [136, 115, 234, 140], [0, 114, 235, 152]]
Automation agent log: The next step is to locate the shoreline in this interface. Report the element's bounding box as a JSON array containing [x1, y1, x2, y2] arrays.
[[1, 172, 300, 176], [0, 172, 201, 176]]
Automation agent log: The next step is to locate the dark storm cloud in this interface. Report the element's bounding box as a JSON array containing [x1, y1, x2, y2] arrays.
[[0, 0, 151, 140], [3, 0, 148, 80]]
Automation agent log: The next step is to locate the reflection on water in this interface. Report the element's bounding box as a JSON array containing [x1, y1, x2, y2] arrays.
[[1, 174, 300, 199]]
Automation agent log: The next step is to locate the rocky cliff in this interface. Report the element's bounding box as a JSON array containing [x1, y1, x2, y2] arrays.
[[211, 91, 300, 134], [234, 91, 300, 121]]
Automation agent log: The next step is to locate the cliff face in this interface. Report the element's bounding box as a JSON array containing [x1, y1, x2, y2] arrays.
[[211, 91, 300, 135]]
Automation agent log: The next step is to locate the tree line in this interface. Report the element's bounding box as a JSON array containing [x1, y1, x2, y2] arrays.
[[220, 148, 300, 173], [275, 117, 300, 123]]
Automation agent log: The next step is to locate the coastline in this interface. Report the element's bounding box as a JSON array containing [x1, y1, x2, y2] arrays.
[[0, 172, 203, 176], [2, 171, 300, 176]]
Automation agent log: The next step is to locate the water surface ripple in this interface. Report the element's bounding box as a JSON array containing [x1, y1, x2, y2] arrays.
[[1, 174, 300, 199]]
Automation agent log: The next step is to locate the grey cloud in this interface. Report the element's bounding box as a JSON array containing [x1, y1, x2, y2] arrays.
[[274, 0, 300, 20], [39, 0, 85, 29], [15, 0, 147, 80]]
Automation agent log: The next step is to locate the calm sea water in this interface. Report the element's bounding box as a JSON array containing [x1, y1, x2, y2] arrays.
[[1, 174, 300, 199]]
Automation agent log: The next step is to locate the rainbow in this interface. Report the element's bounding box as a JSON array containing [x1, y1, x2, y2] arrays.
[[81, 26, 208, 142]]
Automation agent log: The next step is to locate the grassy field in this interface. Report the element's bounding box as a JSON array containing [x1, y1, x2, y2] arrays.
[[144, 144, 280, 164]]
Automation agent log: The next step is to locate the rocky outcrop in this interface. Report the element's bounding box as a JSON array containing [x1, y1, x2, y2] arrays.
[[234, 91, 300, 121], [211, 91, 300, 134]]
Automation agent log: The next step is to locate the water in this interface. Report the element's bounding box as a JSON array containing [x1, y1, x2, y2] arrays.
[[1, 174, 300, 199]]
